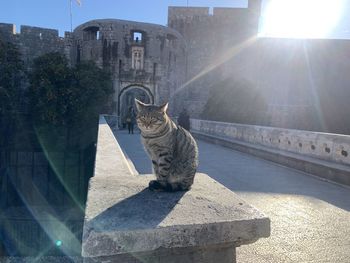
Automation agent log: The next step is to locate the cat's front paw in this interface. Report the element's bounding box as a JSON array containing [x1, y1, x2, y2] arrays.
[[148, 180, 164, 191]]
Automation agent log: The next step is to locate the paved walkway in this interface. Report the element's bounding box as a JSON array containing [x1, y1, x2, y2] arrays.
[[114, 129, 350, 263]]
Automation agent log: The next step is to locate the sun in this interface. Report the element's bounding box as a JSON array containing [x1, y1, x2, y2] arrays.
[[259, 0, 345, 39]]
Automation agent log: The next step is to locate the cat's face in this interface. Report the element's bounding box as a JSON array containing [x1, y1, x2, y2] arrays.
[[135, 99, 168, 132]]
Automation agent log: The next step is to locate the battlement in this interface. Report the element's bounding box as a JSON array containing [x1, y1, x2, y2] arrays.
[[20, 25, 59, 40], [213, 7, 248, 19], [248, 0, 262, 13], [168, 6, 210, 25], [168, 6, 210, 18], [0, 23, 16, 40], [168, 2, 261, 28]]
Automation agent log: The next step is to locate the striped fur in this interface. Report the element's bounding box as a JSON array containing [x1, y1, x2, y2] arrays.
[[135, 99, 198, 192]]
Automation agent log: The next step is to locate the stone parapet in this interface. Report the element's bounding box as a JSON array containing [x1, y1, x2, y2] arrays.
[[191, 119, 350, 165], [191, 119, 350, 185], [81, 116, 270, 262]]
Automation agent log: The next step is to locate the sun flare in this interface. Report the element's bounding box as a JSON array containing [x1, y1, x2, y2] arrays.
[[260, 0, 345, 38]]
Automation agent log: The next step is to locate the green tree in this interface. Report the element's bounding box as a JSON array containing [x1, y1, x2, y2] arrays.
[[201, 77, 268, 125], [0, 39, 24, 115], [69, 61, 113, 124], [29, 53, 113, 126], [0, 39, 25, 147], [28, 52, 73, 125]]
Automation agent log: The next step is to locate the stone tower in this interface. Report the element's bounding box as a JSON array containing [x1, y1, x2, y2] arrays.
[[70, 19, 187, 122], [167, 0, 262, 116]]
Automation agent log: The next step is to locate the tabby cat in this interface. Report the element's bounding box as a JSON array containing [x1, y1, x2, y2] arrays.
[[135, 99, 199, 192]]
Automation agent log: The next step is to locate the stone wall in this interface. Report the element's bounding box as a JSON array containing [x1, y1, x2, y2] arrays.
[[167, 1, 261, 116], [0, 20, 187, 116], [0, 23, 67, 70], [0, 149, 91, 256], [191, 118, 350, 185], [191, 119, 350, 166], [71, 19, 187, 115]]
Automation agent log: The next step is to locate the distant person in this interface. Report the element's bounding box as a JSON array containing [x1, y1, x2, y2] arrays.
[[126, 107, 136, 134], [178, 108, 190, 131]]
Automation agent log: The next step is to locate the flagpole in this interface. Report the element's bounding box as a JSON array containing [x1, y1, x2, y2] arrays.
[[70, 0, 73, 32]]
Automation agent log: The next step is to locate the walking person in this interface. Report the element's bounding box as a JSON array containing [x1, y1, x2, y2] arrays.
[[126, 107, 135, 134]]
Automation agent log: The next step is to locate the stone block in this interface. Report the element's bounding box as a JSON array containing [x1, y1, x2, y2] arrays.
[[82, 173, 270, 261]]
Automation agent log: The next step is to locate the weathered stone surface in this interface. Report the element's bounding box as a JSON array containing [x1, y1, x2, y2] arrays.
[[191, 119, 350, 186], [82, 173, 270, 258], [114, 128, 350, 263], [94, 116, 135, 178]]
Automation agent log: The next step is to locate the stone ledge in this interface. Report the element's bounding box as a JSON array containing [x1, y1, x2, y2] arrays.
[[193, 131, 350, 186], [94, 116, 135, 178], [82, 173, 270, 258]]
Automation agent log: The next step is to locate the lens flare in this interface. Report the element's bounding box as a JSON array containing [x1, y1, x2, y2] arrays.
[[260, 0, 345, 38]]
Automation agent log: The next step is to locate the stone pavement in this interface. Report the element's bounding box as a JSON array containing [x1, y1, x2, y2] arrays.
[[114, 129, 350, 263]]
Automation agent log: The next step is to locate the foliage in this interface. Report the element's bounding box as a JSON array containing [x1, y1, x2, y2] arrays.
[[0, 39, 24, 115], [28, 52, 113, 126], [70, 61, 113, 123], [201, 77, 268, 125], [28, 52, 72, 124]]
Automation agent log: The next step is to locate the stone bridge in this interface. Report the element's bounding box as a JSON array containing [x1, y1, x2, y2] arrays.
[[82, 116, 350, 263]]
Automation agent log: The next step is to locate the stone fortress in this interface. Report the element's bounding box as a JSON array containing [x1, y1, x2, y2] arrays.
[[1, 0, 350, 128], [0, 1, 261, 121]]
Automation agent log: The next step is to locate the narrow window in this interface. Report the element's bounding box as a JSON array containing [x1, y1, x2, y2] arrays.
[[119, 59, 122, 75], [153, 63, 157, 80], [133, 32, 143, 42]]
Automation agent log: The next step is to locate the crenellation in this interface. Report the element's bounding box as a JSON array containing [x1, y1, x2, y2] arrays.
[[168, 6, 210, 21], [20, 25, 59, 39], [4, 0, 339, 125], [0, 23, 16, 40], [213, 7, 247, 18]]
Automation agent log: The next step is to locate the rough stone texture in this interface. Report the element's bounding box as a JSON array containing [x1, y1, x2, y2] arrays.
[[83, 244, 235, 263], [194, 131, 350, 186], [191, 119, 350, 165], [71, 19, 187, 116], [115, 129, 350, 263], [94, 116, 135, 177], [82, 173, 269, 258], [0, 23, 66, 71], [190, 119, 350, 185], [167, 3, 261, 116], [81, 116, 270, 262]]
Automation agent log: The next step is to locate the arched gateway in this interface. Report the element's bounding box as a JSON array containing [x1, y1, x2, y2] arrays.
[[118, 85, 154, 127]]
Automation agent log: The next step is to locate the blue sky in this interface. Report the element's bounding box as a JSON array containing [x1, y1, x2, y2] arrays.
[[0, 0, 247, 36], [1, 0, 350, 39]]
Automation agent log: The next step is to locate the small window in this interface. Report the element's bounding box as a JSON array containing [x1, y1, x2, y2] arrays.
[[83, 26, 100, 41], [133, 32, 143, 42]]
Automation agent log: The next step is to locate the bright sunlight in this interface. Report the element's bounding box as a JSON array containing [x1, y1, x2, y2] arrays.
[[259, 0, 345, 38]]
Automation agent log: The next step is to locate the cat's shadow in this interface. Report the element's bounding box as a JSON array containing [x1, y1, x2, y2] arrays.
[[89, 188, 186, 232]]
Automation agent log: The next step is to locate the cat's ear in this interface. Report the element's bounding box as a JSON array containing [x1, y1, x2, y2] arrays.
[[135, 99, 146, 112], [159, 102, 168, 113]]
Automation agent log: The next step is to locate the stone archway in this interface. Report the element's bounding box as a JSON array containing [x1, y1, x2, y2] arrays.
[[118, 85, 154, 127]]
